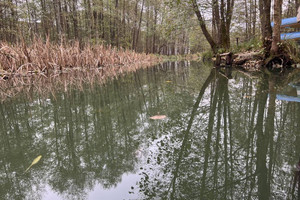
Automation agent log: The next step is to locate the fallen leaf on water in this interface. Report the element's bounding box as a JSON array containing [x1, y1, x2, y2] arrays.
[[25, 155, 42, 173], [150, 115, 167, 120]]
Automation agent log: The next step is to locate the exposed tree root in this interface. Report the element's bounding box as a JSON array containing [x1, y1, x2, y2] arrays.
[[265, 53, 294, 72], [214, 51, 296, 72]]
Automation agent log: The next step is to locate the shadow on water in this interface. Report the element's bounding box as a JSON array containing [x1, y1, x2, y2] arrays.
[[1, 61, 300, 199]]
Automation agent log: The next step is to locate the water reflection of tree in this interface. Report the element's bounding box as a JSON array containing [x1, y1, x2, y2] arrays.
[[137, 68, 300, 199], [2, 62, 300, 199], [0, 61, 196, 199]]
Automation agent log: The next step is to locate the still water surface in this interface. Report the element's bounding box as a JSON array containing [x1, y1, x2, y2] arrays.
[[1, 61, 300, 200]]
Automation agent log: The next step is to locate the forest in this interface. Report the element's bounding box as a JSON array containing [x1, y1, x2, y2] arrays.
[[2, 1, 300, 199], [1, 0, 298, 55]]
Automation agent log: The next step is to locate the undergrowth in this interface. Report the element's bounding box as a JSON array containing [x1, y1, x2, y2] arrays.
[[281, 39, 300, 63], [0, 37, 159, 77], [231, 37, 262, 53], [0, 37, 161, 101]]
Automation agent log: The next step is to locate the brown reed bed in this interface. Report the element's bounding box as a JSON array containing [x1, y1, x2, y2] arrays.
[[0, 38, 161, 101]]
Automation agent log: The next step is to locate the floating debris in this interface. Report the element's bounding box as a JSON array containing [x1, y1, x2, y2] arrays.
[[150, 115, 167, 120], [25, 155, 42, 173]]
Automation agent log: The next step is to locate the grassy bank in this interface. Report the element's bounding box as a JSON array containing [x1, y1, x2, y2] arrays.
[[0, 39, 162, 100]]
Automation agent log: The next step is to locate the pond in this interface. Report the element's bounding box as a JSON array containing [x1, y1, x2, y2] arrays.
[[1, 61, 300, 200]]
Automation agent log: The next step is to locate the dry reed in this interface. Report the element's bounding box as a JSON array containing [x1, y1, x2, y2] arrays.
[[0, 38, 160, 101]]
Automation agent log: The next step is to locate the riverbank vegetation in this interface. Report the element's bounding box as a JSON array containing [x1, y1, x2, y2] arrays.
[[0, 38, 158, 78], [0, 0, 300, 87], [1, 0, 294, 55], [0, 38, 161, 100]]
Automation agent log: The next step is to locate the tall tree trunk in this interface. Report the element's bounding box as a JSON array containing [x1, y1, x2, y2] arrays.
[[25, 0, 33, 40], [191, 0, 217, 53], [40, 0, 48, 38], [146, 0, 150, 53], [71, 0, 79, 40], [245, 0, 249, 39], [225, 0, 235, 49], [109, 0, 113, 44], [101, 0, 105, 39], [259, 0, 272, 56], [135, 0, 145, 51], [54, 0, 62, 40], [132, 0, 139, 50], [212, 0, 221, 45], [0, 4, 2, 41], [220, 0, 227, 48], [152, 6, 157, 53], [92, 0, 99, 40], [83, 0, 92, 39], [122, 0, 126, 46], [63, 0, 71, 39], [253, 0, 257, 36], [271, 0, 282, 55], [115, 0, 119, 47], [296, 0, 299, 16]]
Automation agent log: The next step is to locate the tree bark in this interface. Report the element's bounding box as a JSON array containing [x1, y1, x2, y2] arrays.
[[191, 0, 217, 53], [296, 0, 299, 16], [259, 0, 272, 55], [132, 0, 139, 50], [252, 0, 257, 36], [212, 0, 221, 44], [245, 0, 249, 39], [71, 0, 79, 40], [225, 0, 235, 49], [192, 0, 234, 53], [53, 0, 62, 39], [152, 6, 157, 53], [271, 0, 282, 55], [135, 0, 145, 51]]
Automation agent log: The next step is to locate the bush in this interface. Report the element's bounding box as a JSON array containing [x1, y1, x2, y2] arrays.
[[281, 39, 300, 63], [232, 37, 262, 53], [201, 50, 213, 62]]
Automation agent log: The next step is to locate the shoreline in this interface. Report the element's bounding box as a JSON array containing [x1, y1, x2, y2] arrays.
[[0, 40, 163, 101], [0, 39, 160, 79], [212, 50, 299, 72]]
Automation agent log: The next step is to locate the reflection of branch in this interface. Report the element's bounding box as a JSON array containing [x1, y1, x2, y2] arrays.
[[168, 70, 215, 199], [235, 68, 261, 79], [255, 75, 269, 200], [197, 173, 257, 197], [199, 71, 222, 198], [223, 76, 231, 197], [134, 72, 148, 111], [266, 76, 276, 195], [298, 170, 300, 200], [213, 79, 225, 191]]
